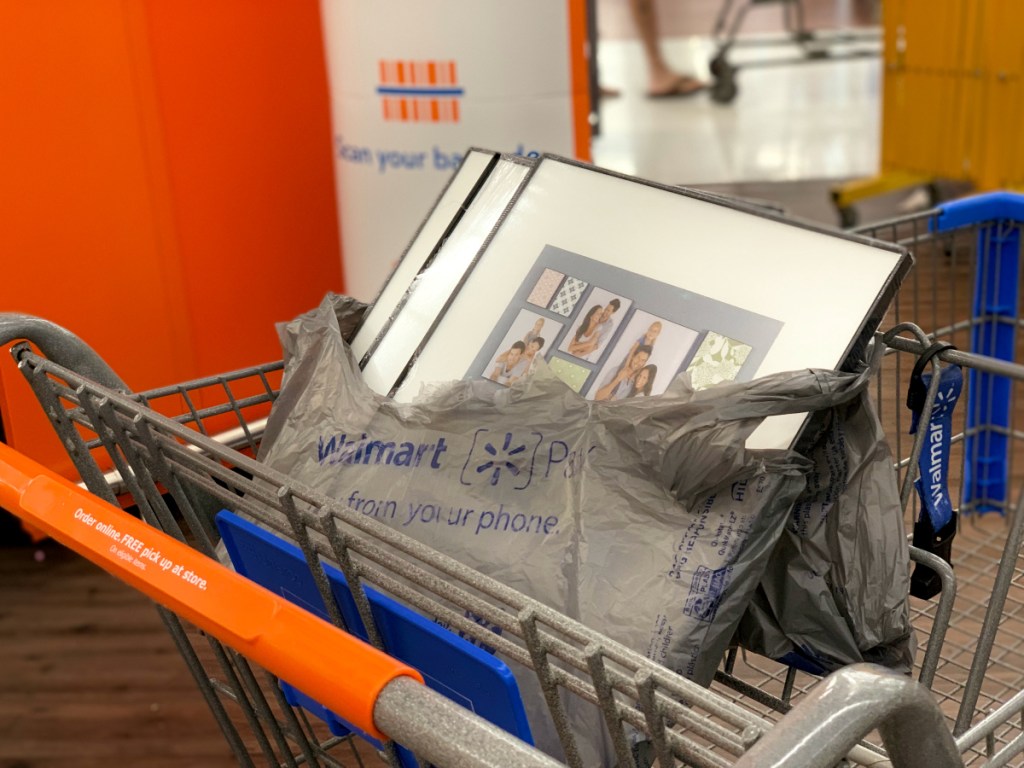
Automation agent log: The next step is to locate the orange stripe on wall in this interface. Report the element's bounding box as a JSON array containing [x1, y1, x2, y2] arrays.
[[566, 0, 592, 162], [448, 61, 456, 85], [451, 99, 459, 122], [428, 61, 437, 85], [379, 60, 386, 84], [396, 61, 405, 84]]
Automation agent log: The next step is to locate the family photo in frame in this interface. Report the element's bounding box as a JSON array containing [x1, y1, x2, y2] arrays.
[[368, 154, 910, 449], [467, 245, 781, 403]]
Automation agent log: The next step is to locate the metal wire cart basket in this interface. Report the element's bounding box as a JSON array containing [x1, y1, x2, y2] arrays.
[[4, 191, 1024, 767]]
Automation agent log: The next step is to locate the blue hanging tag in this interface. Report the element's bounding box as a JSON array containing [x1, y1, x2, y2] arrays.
[[906, 342, 961, 600], [909, 364, 963, 531]]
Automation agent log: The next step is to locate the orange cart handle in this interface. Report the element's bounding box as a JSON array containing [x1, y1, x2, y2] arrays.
[[0, 441, 422, 742]]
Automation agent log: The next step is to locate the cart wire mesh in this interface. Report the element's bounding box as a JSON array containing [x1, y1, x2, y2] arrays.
[[711, 200, 1024, 767], [14, 345, 788, 767], [9, 193, 1024, 767]]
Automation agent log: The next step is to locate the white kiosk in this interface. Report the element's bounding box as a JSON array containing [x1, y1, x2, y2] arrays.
[[320, 0, 591, 300]]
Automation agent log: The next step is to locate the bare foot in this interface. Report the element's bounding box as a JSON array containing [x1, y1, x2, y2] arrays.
[[646, 73, 705, 99]]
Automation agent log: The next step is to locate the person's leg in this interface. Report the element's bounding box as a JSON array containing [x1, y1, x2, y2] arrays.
[[629, 0, 704, 96]]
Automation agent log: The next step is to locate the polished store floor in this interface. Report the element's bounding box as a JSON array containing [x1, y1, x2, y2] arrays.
[[591, 0, 884, 225], [591, 35, 880, 188]]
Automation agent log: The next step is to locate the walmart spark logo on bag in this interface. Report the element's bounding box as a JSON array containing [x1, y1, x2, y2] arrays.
[[460, 429, 543, 490], [376, 59, 464, 123]]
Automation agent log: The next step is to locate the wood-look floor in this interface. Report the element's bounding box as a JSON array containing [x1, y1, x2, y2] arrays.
[[1, 536, 391, 768], [1, 541, 244, 768]]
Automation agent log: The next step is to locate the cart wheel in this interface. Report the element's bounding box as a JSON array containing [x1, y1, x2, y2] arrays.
[[709, 53, 727, 78], [711, 69, 738, 104], [838, 206, 858, 229]]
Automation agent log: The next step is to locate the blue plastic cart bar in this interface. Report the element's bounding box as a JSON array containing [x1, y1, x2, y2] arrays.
[[933, 192, 1024, 515]]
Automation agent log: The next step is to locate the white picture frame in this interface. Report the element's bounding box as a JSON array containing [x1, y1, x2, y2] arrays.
[[388, 155, 911, 450], [350, 147, 499, 363], [358, 153, 534, 394]]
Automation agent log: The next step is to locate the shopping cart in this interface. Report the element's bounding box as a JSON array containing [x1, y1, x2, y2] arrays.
[[3, 191, 1024, 766], [708, 0, 880, 104], [711, 191, 1024, 766]]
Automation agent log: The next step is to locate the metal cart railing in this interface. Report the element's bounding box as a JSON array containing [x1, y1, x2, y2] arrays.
[[0, 320, 965, 768], [708, 0, 880, 104], [4, 191, 1024, 766], [712, 192, 1024, 767]]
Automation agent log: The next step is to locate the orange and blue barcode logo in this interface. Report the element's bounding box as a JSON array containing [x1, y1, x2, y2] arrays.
[[377, 60, 464, 123]]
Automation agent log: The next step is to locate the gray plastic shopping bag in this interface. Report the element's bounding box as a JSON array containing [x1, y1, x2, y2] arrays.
[[734, 362, 915, 675], [257, 294, 878, 765]]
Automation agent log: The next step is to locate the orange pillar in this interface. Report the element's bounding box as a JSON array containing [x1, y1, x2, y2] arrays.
[[0, 2, 342, 493]]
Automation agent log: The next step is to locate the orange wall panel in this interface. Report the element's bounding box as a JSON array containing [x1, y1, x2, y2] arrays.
[[142, 1, 343, 376], [0, 1, 342, 495], [0, 2, 191, 478]]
